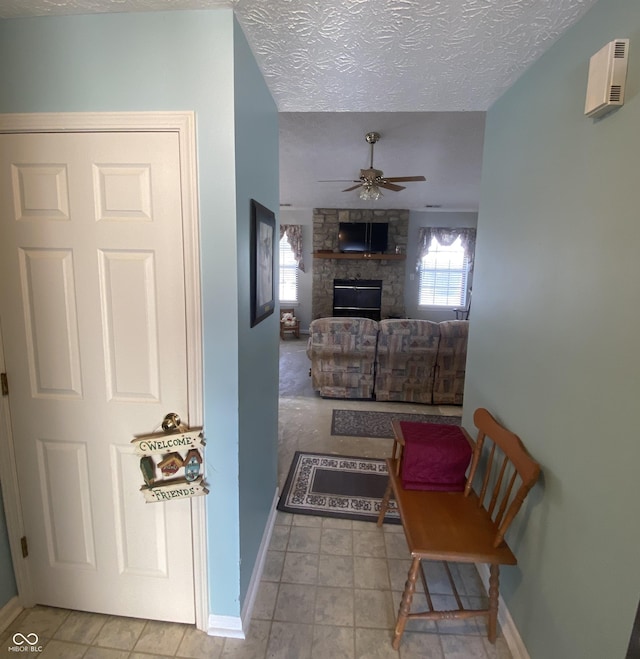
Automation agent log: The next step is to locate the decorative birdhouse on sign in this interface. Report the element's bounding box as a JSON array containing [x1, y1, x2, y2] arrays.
[[140, 456, 157, 486], [158, 452, 184, 477], [184, 449, 203, 482]]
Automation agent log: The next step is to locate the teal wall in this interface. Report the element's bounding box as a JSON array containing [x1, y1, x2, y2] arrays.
[[232, 19, 280, 607], [466, 0, 640, 657], [0, 10, 279, 620], [0, 486, 17, 608]]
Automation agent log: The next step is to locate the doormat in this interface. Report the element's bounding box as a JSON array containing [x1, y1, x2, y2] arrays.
[[331, 409, 461, 438], [277, 451, 400, 524]]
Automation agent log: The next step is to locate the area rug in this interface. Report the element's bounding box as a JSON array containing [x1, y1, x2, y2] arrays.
[[331, 409, 461, 438], [277, 451, 400, 524]]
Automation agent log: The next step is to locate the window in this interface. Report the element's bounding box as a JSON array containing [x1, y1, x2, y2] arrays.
[[279, 234, 298, 302], [419, 236, 469, 307]]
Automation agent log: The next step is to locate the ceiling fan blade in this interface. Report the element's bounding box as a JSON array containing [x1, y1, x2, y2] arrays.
[[383, 176, 426, 182], [342, 184, 363, 192], [378, 182, 406, 192], [319, 179, 360, 183]]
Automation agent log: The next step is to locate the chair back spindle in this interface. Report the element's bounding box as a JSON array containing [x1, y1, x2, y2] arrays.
[[494, 470, 518, 528], [478, 441, 497, 505], [487, 454, 509, 519]]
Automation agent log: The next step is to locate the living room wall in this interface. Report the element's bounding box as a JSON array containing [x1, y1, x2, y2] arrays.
[[232, 19, 279, 610], [281, 207, 479, 330], [464, 0, 640, 656]]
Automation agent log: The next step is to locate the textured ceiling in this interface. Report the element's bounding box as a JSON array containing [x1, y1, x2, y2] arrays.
[[0, 0, 599, 208], [1, 0, 598, 112], [244, 0, 597, 113]]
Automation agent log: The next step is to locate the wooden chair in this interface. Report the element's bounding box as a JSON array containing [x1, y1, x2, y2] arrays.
[[279, 307, 300, 339], [377, 408, 541, 648], [454, 287, 472, 319]]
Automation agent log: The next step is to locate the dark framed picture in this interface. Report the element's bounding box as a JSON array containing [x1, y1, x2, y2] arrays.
[[250, 199, 276, 327]]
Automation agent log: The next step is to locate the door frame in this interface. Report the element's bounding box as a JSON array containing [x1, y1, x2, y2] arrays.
[[0, 111, 207, 630]]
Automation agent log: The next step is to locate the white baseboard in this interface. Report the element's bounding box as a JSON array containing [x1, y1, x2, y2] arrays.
[[207, 614, 244, 639], [240, 489, 279, 632], [0, 596, 22, 634], [476, 564, 530, 659], [207, 488, 279, 639]]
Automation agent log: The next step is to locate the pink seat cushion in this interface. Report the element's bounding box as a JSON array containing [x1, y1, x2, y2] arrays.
[[400, 421, 472, 491]]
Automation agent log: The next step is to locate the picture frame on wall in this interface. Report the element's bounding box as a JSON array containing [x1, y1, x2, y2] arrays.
[[250, 199, 276, 327]]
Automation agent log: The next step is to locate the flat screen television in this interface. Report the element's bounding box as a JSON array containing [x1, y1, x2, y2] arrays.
[[338, 222, 388, 253]]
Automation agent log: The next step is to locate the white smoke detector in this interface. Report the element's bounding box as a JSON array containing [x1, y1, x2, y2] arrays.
[[584, 39, 630, 118]]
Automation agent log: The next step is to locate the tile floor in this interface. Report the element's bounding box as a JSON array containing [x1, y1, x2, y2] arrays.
[[0, 339, 512, 658], [1, 514, 511, 658]]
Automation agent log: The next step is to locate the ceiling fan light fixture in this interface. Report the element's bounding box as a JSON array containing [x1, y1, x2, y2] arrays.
[[359, 182, 382, 201]]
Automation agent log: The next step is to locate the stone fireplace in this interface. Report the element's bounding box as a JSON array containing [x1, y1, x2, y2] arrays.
[[312, 209, 409, 320]]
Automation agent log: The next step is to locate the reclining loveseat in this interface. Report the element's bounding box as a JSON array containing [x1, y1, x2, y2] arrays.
[[306, 317, 469, 404]]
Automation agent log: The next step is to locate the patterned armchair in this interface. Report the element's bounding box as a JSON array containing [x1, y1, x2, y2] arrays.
[[432, 320, 469, 405], [374, 320, 441, 404], [306, 317, 379, 399]]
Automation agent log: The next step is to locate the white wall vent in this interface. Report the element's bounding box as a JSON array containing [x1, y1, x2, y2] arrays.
[[585, 39, 630, 118]]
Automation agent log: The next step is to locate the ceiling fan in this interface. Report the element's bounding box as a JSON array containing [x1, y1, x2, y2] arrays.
[[321, 132, 426, 200]]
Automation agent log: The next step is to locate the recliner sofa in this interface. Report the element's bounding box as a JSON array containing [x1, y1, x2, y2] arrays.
[[306, 317, 468, 404], [306, 317, 379, 399]]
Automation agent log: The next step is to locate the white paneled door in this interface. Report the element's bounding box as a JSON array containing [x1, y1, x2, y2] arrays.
[[0, 131, 195, 622]]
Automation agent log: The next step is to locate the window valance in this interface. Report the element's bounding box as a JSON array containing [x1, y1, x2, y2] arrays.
[[280, 224, 305, 272], [416, 227, 476, 272]]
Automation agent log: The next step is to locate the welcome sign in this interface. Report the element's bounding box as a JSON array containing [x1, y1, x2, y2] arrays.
[[131, 426, 208, 503]]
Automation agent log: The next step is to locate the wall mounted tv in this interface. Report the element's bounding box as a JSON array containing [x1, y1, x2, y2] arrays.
[[338, 222, 388, 253]]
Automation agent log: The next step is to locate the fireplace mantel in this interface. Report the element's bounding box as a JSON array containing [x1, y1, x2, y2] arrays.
[[313, 252, 405, 261]]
